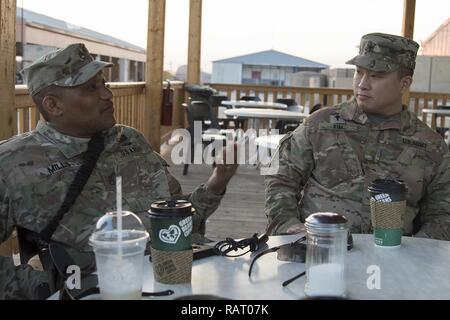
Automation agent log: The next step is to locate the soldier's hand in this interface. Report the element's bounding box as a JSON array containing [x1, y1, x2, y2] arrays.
[[207, 143, 238, 195]]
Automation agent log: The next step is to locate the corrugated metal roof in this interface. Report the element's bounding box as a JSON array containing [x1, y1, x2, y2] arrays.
[[16, 7, 145, 53], [213, 49, 328, 69], [422, 17, 450, 45]]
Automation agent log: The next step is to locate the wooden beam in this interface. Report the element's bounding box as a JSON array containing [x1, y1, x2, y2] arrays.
[[0, 0, 16, 141], [401, 0, 416, 106], [402, 0, 416, 39], [145, 0, 166, 152], [187, 0, 202, 84]]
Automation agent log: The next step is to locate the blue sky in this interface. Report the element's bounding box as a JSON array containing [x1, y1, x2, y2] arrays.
[[19, 0, 450, 72]]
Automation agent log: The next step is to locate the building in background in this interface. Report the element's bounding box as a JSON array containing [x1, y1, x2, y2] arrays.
[[212, 49, 328, 86], [287, 71, 328, 87], [174, 65, 211, 84], [420, 18, 450, 56], [322, 68, 355, 89], [15, 8, 146, 84], [411, 56, 450, 93], [412, 17, 450, 93]]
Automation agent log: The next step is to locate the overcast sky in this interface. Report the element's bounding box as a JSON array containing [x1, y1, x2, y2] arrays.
[[18, 0, 450, 73]]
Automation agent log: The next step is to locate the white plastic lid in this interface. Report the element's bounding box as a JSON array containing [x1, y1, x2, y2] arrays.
[[89, 211, 149, 247]]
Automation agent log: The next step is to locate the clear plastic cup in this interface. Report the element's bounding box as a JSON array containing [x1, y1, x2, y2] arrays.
[[89, 211, 149, 300]]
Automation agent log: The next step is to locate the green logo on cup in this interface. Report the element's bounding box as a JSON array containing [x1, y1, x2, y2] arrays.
[[158, 216, 192, 245], [159, 225, 181, 244]]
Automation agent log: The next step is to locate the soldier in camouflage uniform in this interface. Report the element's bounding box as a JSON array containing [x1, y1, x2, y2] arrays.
[[0, 44, 237, 299], [265, 33, 450, 240]]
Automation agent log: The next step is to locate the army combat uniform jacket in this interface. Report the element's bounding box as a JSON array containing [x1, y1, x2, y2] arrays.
[[265, 99, 450, 239], [0, 121, 224, 299]]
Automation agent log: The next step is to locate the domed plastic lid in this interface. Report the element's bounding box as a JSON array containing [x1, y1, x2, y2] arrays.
[[149, 200, 192, 216], [89, 211, 149, 247], [305, 212, 348, 231]]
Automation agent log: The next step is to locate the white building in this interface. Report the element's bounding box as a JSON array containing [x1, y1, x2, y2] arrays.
[[322, 68, 355, 89], [411, 56, 450, 93], [16, 8, 146, 84], [212, 50, 328, 86]]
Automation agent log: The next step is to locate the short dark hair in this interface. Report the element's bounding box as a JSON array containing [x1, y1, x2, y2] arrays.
[[31, 86, 59, 121], [398, 67, 414, 78]]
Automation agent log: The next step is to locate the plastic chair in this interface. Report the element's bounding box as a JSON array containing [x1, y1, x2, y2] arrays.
[[275, 98, 303, 134], [310, 103, 322, 114], [434, 105, 450, 147], [209, 95, 231, 129], [240, 95, 261, 102], [182, 101, 227, 175]]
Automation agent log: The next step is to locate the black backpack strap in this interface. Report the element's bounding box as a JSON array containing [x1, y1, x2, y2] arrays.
[[16, 132, 105, 298], [40, 132, 105, 241]]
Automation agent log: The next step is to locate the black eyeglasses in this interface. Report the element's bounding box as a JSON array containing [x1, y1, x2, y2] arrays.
[[214, 233, 269, 257], [248, 233, 353, 287]]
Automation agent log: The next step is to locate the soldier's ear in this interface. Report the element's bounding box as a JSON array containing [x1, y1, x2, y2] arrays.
[[400, 76, 412, 93], [42, 94, 64, 118]]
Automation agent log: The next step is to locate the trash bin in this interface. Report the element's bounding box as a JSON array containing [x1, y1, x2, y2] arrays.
[[185, 84, 217, 103]]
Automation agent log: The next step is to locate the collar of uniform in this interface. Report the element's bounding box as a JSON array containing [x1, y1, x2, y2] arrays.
[[368, 106, 415, 135], [340, 98, 368, 124], [36, 121, 90, 158], [103, 125, 126, 151], [36, 121, 125, 158], [340, 100, 415, 135]]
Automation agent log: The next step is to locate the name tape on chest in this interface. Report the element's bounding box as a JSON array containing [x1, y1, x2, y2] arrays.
[[45, 160, 81, 176], [318, 122, 359, 131]]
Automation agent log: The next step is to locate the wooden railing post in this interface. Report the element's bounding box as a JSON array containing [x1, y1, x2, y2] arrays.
[[145, 0, 166, 152], [401, 0, 416, 107], [187, 0, 202, 85], [0, 0, 16, 141]]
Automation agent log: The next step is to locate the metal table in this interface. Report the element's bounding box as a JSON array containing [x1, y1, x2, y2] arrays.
[[53, 235, 450, 300]]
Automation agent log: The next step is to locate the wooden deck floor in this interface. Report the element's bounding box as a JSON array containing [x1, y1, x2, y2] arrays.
[[163, 151, 268, 241]]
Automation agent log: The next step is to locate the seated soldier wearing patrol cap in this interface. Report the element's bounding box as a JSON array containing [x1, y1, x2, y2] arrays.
[[265, 33, 450, 240], [0, 43, 238, 299]]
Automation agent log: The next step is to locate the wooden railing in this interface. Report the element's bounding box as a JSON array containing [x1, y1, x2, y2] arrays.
[[209, 84, 354, 111], [13, 81, 186, 139], [410, 91, 450, 130], [209, 83, 450, 129], [16, 82, 449, 137]]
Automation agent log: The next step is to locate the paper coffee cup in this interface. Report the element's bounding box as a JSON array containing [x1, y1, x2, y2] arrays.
[[368, 179, 406, 247], [148, 200, 193, 284]]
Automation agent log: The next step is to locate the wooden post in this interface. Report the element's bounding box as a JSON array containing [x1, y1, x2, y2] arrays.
[[401, 0, 416, 107], [402, 0, 416, 39], [145, 0, 166, 152], [0, 0, 16, 141], [187, 0, 202, 85]]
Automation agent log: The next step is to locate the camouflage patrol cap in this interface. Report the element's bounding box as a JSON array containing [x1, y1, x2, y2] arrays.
[[22, 43, 113, 96], [346, 33, 419, 72]]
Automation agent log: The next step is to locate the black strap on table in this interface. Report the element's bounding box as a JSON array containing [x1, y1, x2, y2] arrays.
[[213, 233, 269, 257]]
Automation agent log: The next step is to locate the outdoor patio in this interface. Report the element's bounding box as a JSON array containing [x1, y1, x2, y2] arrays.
[[163, 147, 267, 241]]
